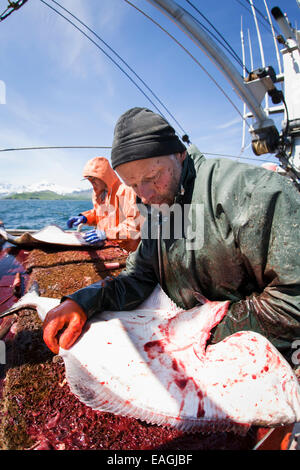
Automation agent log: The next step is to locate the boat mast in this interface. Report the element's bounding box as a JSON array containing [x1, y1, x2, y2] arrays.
[[263, 0, 282, 75], [248, 29, 254, 71], [146, 0, 300, 187], [249, 0, 269, 115], [271, 7, 300, 179], [240, 16, 247, 157], [146, 0, 279, 157]]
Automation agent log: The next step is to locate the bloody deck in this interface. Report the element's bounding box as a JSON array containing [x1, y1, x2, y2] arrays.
[[0, 240, 293, 450]]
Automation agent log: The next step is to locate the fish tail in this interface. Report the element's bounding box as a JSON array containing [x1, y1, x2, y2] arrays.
[[0, 286, 40, 319]]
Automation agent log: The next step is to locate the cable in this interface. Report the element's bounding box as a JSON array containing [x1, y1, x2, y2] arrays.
[[48, 0, 187, 137], [39, 0, 188, 138], [185, 0, 249, 73], [203, 151, 275, 163], [242, 0, 280, 36], [0, 145, 276, 163], [124, 0, 250, 127], [234, 0, 276, 35], [0, 146, 112, 152]]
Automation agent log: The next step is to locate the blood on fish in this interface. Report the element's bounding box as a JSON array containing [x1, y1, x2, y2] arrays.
[[144, 340, 165, 359], [4, 283, 300, 434], [197, 404, 205, 418], [197, 391, 205, 418], [175, 378, 188, 390]]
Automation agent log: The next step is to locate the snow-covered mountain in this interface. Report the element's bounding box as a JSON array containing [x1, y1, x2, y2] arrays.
[[0, 180, 88, 197]]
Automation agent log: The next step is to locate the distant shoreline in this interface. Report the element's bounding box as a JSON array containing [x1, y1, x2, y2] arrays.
[[0, 190, 92, 201]]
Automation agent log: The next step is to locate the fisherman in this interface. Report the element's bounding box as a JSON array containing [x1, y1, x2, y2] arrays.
[[43, 107, 300, 361], [67, 156, 141, 243]]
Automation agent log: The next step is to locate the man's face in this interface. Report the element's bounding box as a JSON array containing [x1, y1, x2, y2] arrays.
[[116, 153, 186, 207], [86, 177, 107, 196]]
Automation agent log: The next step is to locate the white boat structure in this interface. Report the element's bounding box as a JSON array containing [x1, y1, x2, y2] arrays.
[[0, 0, 300, 452], [147, 0, 300, 189]]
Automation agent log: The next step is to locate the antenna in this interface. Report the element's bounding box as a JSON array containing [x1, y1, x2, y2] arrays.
[[249, 0, 269, 115], [247, 28, 254, 70], [240, 16, 247, 157], [263, 0, 282, 74]]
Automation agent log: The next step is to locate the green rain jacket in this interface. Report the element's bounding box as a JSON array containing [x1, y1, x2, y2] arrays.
[[67, 145, 300, 360]]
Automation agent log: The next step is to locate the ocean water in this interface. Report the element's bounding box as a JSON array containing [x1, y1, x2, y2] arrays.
[[0, 199, 93, 230]]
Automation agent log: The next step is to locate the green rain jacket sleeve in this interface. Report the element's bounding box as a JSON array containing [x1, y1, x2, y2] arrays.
[[64, 238, 159, 319], [211, 168, 300, 354]]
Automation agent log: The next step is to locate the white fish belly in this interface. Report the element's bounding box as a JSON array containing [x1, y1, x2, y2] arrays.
[[59, 286, 300, 433], [32, 225, 88, 246]]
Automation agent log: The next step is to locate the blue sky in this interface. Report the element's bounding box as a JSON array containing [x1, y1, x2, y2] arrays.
[[0, 0, 299, 189]]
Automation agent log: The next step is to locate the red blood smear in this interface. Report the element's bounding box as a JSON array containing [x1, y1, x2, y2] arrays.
[[0, 244, 267, 450], [144, 340, 165, 360], [174, 378, 188, 390], [197, 390, 205, 417], [197, 404, 205, 418]]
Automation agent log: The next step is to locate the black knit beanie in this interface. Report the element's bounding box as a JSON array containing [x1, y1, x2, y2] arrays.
[[111, 107, 186, 169]]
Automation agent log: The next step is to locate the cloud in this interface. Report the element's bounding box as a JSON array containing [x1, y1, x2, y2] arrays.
[[0, 122, 93, 188], [216, 116, 243, 130]]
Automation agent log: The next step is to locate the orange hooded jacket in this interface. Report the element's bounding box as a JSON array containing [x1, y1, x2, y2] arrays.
[[81, 157, 141, 240]]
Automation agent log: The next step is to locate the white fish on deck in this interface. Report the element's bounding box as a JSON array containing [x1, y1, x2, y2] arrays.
[[2, 283, 300, 434], [0, 224, 103, 247]]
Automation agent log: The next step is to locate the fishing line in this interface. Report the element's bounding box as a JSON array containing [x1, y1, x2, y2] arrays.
[[234, 0, 276, 35], [0, 145, 275, 163], [124, 0, 250, 128], [39, 0, 188, 138], [47, 0, 188, 137], [185, 0, 249, 73], [0, 146, 112, 152], [242, 0, 281, 36]]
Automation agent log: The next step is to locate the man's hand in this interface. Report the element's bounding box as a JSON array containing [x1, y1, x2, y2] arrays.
[[83, 228, 106, 245], [67, 215, 87, 229], [43, 299, 87, 354]]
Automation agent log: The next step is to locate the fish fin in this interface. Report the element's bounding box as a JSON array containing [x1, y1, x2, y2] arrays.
[[0, 286, 40, 319], [27, 281, 40, 296], [62, 352, 250, 435], [0, 308, 15, 319]]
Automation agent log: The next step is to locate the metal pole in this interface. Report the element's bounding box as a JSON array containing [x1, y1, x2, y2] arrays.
[[146, 0, 272, 127], [249, 0, 269, 115]]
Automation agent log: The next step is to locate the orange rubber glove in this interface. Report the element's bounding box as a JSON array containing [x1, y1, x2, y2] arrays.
[[43, 299, 87, 355]]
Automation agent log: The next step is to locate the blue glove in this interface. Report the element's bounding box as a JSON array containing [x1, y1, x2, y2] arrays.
[[67, 215, 87, 229], [83, 229, 106, 245]]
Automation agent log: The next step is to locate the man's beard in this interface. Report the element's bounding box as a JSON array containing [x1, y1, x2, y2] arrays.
[[150, 162, 182, 209]]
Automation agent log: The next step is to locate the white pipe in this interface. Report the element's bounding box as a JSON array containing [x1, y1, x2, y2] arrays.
[[248, 29, 254, 70], [240, 16, 246, 156], [249, 0, 269, 115], [146, 0, 271, 126], [263, 0, 282, 74], [271, 7, 297, 41]]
